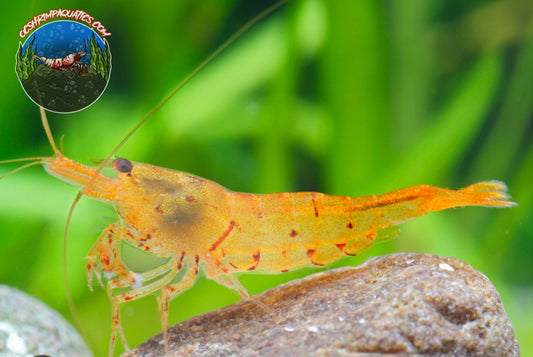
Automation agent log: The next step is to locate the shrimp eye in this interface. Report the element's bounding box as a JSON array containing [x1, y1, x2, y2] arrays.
[[114, 158, 133, 173]]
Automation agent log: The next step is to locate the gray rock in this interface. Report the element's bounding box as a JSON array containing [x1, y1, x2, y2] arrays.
[[122, 253, 519, 357], [0, 285, 92, 357]]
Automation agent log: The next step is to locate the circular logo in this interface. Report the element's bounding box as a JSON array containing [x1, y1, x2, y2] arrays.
[[16, 20, 111, 113]]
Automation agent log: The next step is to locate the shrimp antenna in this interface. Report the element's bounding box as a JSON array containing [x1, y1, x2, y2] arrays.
[[39, 106, 60, 154], [0, 161, 43, 180], [0, 157, 47, 164], [100, 0, 288, 169], [0, 107, 54, 179], [63, 191, 86, 344], [36, 107, 88, 340], [59, 0, 288, 350], [0, 107, 56, 178], [36, 106, 87, 346]]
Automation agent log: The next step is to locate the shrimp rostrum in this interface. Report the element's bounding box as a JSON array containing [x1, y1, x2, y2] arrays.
[[41, 140, 516, 354]]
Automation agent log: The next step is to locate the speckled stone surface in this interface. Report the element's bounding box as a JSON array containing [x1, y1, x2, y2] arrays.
[[0, 285, 92, 357], [122, 253, 519, 357]]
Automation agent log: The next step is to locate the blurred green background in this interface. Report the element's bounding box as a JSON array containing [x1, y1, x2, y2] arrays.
[[1, 0, 532, 356]]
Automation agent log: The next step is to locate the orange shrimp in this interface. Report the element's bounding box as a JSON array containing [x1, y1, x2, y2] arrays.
[[3, 104, 518, 355], [41, 124, 515, 355]]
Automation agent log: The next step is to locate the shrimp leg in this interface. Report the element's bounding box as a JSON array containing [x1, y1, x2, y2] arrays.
[[204, 253, 273, 314], [86, 223, 138, 290], [156, 258, 200, 354], [105, 254, 186, 356]]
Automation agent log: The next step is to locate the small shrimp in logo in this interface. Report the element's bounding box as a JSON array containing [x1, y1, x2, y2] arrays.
[[33, 40, 89, 75]]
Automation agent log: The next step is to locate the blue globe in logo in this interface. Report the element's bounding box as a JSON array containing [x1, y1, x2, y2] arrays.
[[16, 20, 112, 113]]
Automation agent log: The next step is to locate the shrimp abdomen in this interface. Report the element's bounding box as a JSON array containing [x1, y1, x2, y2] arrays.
[[214, 181, 515, 272]]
